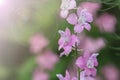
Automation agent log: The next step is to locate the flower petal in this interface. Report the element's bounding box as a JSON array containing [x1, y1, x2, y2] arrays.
[[80, 71, 86, 80], [85, 68, 97, 77], [60, 10, 69, 18], [90, 68, 97, 77], [67, 13, 78, 25], [84, 23, 91, 31], [58, 37, 65, 50], [65, 28, 71, 36], [64, 46, 72, 56], [86, 76, 95, 80], [72, 77, 77, 80], [84, 11, 93, 22], [76, 56, 86, 69], [90, 53, 99, 66], [74, 24, 84, 33], [65, 70, 71, 80], [83, 50, 91, 59], [60, 46, 72, 57], [68, 0, 76, 9], [70, 35, 79, 47], [56, 74, 64, 80], [77, 7, 82, 16]]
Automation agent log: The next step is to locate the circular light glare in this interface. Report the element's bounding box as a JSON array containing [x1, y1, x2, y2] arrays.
[[0, 0, 5, 6]]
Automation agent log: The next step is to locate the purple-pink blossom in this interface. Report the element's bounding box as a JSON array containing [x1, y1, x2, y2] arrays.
[[32, 69, 49, 80], [82, 37, 105, 53], [102, 65, 119, 80], [76, 51, 99, 77], [80, 71, 96, 80], [95, 13, 116, 32], [36, 50, 59, 70], [56, 70, 77, 80], [79, 2, 101, 16], [58, 28, 79, 56], [30, 34, 49, 53], [60, 0, 76, 18], [67, 8, 93, 33]]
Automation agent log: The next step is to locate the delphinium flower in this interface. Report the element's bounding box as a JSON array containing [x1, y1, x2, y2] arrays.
[[102, 64, 119, 80], [32, 69, 49, 80], [30, 34, 49, 53], [60, 0, 76, 18], [79, 2, 101, 16], [58, 28, 79, 56], [58, 1, 100, 80], [77, 34, 105, 53], [76, 51, 99, 80], [56, 70, 77, 80], [95, 13, 116, 33], [80, 71, 96, 80], [67, 8, 93, 33], [81, 37, 105, 53], [36, 50, 59, 70], [29, 34, 59, 80]]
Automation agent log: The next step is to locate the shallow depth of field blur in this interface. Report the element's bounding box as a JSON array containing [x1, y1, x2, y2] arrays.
[[0, 0, 120, 80]]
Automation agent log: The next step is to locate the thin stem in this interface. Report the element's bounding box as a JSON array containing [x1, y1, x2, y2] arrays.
[[75, 42, 80, 80], [75, 42, 78, 58], [78, 68, 80, 80]]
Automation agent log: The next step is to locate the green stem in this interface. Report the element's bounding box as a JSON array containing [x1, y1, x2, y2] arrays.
[[75, 42, 80, 80], [78, 68, 80, 80]]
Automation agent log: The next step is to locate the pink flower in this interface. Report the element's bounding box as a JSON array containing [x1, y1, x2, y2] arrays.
[[58, 28, 79, 56], [79, 2, 101, 16], [95, 13, 116, 32], [60, 0, 76, 18], [67, 8, 93, 33], [82, 37, 105, 53], [80, 71, 96, 80], [32, 69, 49, 80], [30, 34, 49, 53], [76, 51, 99, 77], [102, 65, 119, 80], [56, 70, 77, 80], [36, 50, 59, 70]]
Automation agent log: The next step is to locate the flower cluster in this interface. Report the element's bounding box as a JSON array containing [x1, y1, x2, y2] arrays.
[[67, 8, 93, 33], [30, 34, 59, 80], [57, 0, 100, 80], [76, 51, 98, 79], [57, 70, 77, 80], [58, 28, 79, 56]]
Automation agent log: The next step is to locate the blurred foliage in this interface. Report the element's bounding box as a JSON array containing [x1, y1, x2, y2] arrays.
[[17, 57, 36, 80], [0, 66, 10, 80], [10, 0, 60, 45]]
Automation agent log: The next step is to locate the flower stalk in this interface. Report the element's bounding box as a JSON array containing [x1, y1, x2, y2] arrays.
[[56, 0, 99, 80], [75, 42, 80, 80]]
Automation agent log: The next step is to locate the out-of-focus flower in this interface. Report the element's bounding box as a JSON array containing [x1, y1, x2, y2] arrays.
[[58, 28, 79, 56], [82, 37, 105, 53], [32, 69, 49, 80], [30, 34, 49, 53], [60, 0, 76, 18], [102, 65, 119, 80], [36, 50, 59, 70], [80, 71, 96, 80], [95, 76, 102, 80], [79, 2, 101, 16], [67, 8, 93, 33], [76, 51, 99, 77], [80, 71, 102, 80], [56, 70, 77, 80], [95, 13, 116, 33]]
